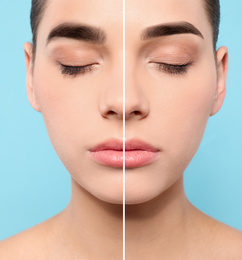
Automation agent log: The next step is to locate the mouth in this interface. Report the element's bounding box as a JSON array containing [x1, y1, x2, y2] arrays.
[[89, 139, 160, 168]]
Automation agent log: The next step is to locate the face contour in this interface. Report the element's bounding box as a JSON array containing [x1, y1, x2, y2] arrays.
[[124, 0, 227, 204], [25, 0, 124, 204], [25, 0, 228, 205]]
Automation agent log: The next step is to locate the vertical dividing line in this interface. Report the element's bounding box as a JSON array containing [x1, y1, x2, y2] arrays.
[[122, 0, 125, 259]]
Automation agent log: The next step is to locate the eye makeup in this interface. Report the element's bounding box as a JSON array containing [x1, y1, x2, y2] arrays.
[[47, 41, 103, 77], [153, 62, 192, 75], [59, 63, 99, 76], [142, 35, 201, 76], [147, 51, 194, 76]]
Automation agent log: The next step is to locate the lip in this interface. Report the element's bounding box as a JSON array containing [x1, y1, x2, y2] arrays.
[[89, 139, 160, 168]]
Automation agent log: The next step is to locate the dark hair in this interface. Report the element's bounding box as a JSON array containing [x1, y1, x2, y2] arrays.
[[30, 0, 220, 55], [30, 0, 48, 56], [203, 0, 220, 50]]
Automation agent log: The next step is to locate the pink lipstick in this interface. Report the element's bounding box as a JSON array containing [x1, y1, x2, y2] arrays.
[[89, 139, 160, 168]]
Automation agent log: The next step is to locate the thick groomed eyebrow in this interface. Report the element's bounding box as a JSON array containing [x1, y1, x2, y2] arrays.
[[141, 21, 204, 40], [46, 23, 107, 45]]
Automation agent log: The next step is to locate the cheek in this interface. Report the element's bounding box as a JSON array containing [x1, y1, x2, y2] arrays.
[[32, 65, 98, 161], [165, 72, 217, 162], [145, 62, 217, 163]]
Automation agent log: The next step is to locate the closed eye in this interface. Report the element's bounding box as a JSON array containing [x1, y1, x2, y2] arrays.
[[59, 63, 99, 76], [153, 62, 192, 75]]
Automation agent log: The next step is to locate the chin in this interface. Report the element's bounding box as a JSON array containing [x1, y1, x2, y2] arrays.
[[94, 192, 156, 205], [87, 185, 124, 205], [124, 187, 161, 205], [87, 185, 160, 205], [95, 194, 124, 205], [123, 167, 184, 205]]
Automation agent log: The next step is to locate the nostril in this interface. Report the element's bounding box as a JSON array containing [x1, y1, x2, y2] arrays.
[[129, 111, 142, 117], [133, 111, 141, 116], [126, 110, 149, 120], [106, 110, 116, 116]]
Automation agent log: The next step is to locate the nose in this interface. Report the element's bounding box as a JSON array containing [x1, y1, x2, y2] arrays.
[[99, 70, 149, 121], [125, 76, 150, 120], [98, 68, 124, 119]]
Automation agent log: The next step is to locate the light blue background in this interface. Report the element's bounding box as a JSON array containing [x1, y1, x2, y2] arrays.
[[0, 1, 241, 240]]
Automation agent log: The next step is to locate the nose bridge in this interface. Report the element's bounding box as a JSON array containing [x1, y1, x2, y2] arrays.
[[125, 60, 150, 119], [99, 50, 149, 120], [125, 66, 141, 111], [98, 57, 123, 119]]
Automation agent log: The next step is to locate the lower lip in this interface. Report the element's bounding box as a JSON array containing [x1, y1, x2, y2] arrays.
[[89, 150, 159, 168]]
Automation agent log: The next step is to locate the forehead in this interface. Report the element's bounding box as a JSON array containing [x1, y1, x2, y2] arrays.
[[43, 0, 122, 27], [38, 0, 212, 45], [125, 0, 211, 39], [126, 0, 206, 22], [38, 0, 122, 40]]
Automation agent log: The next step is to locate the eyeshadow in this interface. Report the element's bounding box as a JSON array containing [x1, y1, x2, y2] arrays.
[[48, 44, 101, 65], [141, 35, 202, 63]]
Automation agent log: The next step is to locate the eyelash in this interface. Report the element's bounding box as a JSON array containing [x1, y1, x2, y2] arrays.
[[59, 62, 191, 76], [60, 63, 97, 76], [154, 62, 192, 75]]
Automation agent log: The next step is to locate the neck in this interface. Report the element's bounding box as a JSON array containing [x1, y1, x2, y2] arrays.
[[55, 176, 192, 259], [57, 179, 123, 259], [125, 176, 192, 259]]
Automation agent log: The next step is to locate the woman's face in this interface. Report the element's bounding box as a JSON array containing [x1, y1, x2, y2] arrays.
[[25, 0, 227, 204]]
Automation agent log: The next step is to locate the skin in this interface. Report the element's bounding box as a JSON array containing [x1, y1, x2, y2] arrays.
[[0, 0, 242, 259]]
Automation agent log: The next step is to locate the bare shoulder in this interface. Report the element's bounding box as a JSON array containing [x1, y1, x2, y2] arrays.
[[190, 205, 242, 259], [211, 219, 242, 259], [0, 216, 60, 260]]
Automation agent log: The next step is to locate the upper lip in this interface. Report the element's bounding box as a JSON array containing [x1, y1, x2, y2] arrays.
[[89, 139, 159, 152]]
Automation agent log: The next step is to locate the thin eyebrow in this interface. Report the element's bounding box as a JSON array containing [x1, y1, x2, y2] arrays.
[[46, 23, 107, 45], [141, 21, 204, 40]]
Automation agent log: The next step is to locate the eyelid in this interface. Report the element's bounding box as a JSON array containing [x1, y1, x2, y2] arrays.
[[58, 62, 99, 76], [150, 61, 193, 75], [153, 61, 192, 67]]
